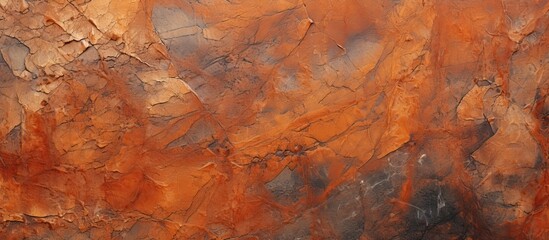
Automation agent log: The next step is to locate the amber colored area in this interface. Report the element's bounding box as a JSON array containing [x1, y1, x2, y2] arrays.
[[0, 0, 548, 239]]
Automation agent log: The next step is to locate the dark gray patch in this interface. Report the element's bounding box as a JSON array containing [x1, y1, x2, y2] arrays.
[[266, 167, 304, 204], [465, 120, 495, 155], [275, 150, 284, 157], [387, 150, 409, 168], [310, 165, 329, 194], [464, 156, 479, 171], [164, 36, 201, 59], [358, 169, 407, 238], [505, 174, 521, 188], [534, 154, 545, 170], [273, 215, 311, 240], [206, 138, 232, 157], [363, 171, 397, 200], [476, 79, 492, 86], [402, 184, 470, 240], [310, 178, 326, 191], [321, 184, 365, 239], [490, 173, 505, 186]]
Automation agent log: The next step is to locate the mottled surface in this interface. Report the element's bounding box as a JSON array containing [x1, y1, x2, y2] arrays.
[[0, 0, 548, 239]]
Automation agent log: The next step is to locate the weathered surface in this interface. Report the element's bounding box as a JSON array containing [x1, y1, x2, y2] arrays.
[[0, 0, 548, 239]]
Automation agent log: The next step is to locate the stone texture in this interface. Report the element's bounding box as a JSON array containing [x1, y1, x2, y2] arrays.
[[0, 0, 548, 239]]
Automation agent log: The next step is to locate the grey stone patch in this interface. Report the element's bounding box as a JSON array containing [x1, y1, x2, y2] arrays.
[[345, 33, 382, 69], [469, 120, 495, 154], [327, 55, 355, 83], [184, 74, 219, 105], [0, 36, 29, 74], [273, 215, 311, 240], [476, 78, 492, 86], [387, 149, 409, 168], [402, 184, 471, 240], [463, 120, 495, 173], [164, 35, 201, 59], [278, 74, 299, 92], [359, 170, 405, 238], [534, 154, 545, 169], [76, 46, 100, 63], [151, 6, 199, 36], [276, 67, 302, 93], [151, 6, 204, 59], [491, 171, 530, 189], [203, 57, 230, 76], [321, 183, 365, 239], [167, 118, 216, 148], [309, 165, 329, 194], [464, 156, 481, 172], [362, 170, 398, 199], [266, 167, 304, 204], [477, 190, 522, 231]]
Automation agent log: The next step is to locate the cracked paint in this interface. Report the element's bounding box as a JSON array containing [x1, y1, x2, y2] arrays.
[[0, 0, 548, 239]]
